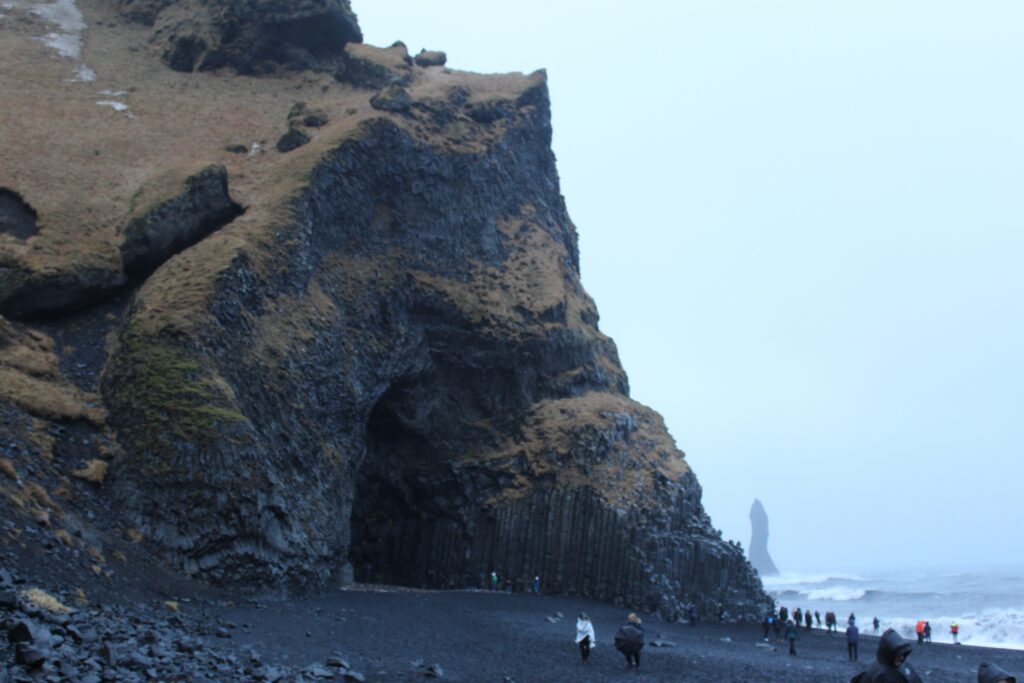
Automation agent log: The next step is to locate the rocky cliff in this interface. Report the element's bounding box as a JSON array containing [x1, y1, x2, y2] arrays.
[[0, 0, 769, 619]]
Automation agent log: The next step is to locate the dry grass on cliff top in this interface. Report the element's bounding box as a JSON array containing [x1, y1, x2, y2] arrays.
[[471, 391, 689, 508], [0, 0, 545, 333]]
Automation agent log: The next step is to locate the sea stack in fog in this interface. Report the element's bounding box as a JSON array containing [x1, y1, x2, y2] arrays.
[[749, 499, 779, 576]]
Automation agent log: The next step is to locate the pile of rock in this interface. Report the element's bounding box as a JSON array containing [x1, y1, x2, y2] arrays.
[[0, 567, 365, 681]]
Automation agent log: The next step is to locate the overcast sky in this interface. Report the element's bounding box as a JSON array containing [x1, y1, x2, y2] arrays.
[[356, 1, 1024, 574]]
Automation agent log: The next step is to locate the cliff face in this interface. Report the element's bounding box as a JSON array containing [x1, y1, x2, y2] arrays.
[[0, 0, 768, 619]]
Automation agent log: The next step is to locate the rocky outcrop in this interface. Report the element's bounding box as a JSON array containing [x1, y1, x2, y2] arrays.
[[101, 70, 769, 619], [133, 0, 363, 73], [0, 190, 38, 240], [119, 165, 242, 277], [748, 499, 779, 577]]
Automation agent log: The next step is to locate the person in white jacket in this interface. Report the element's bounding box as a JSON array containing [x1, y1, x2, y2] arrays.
[[576, 612, 596, 663]]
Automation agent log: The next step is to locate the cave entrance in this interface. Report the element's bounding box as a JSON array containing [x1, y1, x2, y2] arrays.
[[349, 379, 469, 588]]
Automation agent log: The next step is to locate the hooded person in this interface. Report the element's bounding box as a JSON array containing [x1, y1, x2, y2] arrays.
[[979, 662, 1017, 683], [575, 613, 596, 664], [615, 613, 645, 671], [851, 628, 924, 683]]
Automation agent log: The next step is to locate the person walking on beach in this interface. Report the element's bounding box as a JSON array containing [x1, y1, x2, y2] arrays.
[[815, 611, 822, 628], [951, 622, 960, 644], [873, 617, 880, 634], [785, 620, 799, 656], [575, 612, 595, 664], [923, 622, 931, 643], [805, 609, 813, 630], [847, 621, 860, 661], [978, 661, 1018, 683], [850, 628, 924, 683], [615, 613, 645, 671]]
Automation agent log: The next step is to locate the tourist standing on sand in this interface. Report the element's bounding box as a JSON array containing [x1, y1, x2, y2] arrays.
[[849, 612, 857, 626], [850, 628, 924, 683], [978, 661, 1018, 683], [923, 622, 931, 643], [785, 620, 799, 656], [490, 571, 499, 591], [815, 611, 822, 628], [873, 617, 880, 634], [794, 607, 803, 629], [951, 622, 960, 643], [915, 620, 925, 644], [687, 603, 698, 626], [532, 575, 540, 594], [847, 621, 860, 661], [763, 613, 772, 640], [575, 613, 595, 664], [805, 610, 813, 630], [780, 606, 788, 623], [615, 613, 645, 671]]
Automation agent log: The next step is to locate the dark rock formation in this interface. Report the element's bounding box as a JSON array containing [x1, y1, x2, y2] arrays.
[[0, 258, 125, 318], [335, 43, 412, 89], [414, 50, 447, 67], [276, 128, 310, 153], [0, 189, 38, 240], [369, 85, 412, 113], [134, 0, 363, 73], [748, 499, 779, 577], [101, 70, 769, 619], [119, 165, 242, 277], [2, 0, 769, 625]]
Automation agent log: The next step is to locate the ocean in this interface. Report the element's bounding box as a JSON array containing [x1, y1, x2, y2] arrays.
[[762, 570, 1024, 650]]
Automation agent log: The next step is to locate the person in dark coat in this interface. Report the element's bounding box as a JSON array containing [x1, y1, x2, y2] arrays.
[[794, 608, 803, 628], [850, 628, 924, 683], [847, 621, 860, 661], [780, 606, 789, 623], [805, 610, 813, 629], [873, 617, 880, 634], [923, 622, 931, 643], [815, 611, 822, 628], [762, 614, 772, 640], [616, 613, 645, 671], [978, 661, 1017, 683], [785, 620, 799, 656]]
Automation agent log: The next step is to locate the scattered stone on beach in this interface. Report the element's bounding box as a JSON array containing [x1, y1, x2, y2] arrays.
[[423, 663, 444, 678], [342, 671, 366, 682], [650, 636, 676, 647], [327, 655, 351, 669]]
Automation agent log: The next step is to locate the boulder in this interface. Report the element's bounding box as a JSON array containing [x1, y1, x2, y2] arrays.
[[370, 85, 411, 113], [414, 50, 446, 67], [335, 42, 411, 89]]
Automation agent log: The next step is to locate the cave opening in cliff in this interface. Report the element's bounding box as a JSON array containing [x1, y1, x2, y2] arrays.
[[350, 379, 468, 588]]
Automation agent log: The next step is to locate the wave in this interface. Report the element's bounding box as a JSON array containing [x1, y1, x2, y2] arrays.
[[762, 572, 867, 588], [879, 610, 1024, 651], [805, 587, 867, 602]]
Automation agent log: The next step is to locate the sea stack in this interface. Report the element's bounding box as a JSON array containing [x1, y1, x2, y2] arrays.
[[749, 499, 780, 576]]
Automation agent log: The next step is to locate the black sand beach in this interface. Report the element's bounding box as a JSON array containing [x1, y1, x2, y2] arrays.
[[210, 588, 1024, 682]]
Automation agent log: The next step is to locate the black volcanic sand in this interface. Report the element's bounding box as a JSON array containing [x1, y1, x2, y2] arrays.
[[5, 556, 1024, 683], [214, 589, 1024, 682]]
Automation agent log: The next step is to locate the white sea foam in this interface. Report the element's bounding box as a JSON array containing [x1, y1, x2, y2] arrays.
[[806, 587, 867, 602]]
